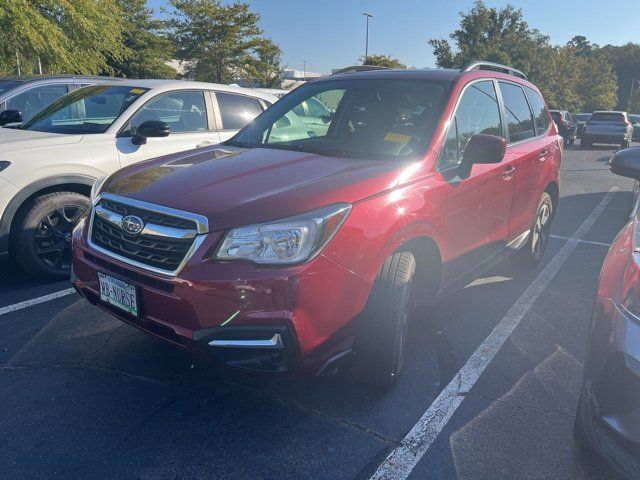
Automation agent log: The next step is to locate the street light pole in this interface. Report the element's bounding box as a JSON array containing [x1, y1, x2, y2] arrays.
[[302, 60, 308, 81], [363, 13, 373, 60]]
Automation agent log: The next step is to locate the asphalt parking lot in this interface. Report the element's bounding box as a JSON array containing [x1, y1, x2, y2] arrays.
[[0, 143, 636, 480]]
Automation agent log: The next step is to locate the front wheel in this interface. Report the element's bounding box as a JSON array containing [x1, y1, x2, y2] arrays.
[[516, 192, 553, 268], [351, 251, 416, 389], [11, 191, 89, 279]]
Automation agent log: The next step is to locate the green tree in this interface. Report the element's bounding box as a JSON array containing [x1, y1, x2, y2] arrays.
[[567, 35, 598, 57], [428, 1, 548, 70], [106, 0, 177, 79], [167, 0, 282, 86], [361, 54, 406, 68], [575, 51, 617, 111], [600, 43, 640, 110], [0, 0, 127, 74], [628, 81, 640, 113]]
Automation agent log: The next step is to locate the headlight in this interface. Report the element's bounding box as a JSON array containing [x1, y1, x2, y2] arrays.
[[215, 203, 351, 265], [90, 175, 108, 204]]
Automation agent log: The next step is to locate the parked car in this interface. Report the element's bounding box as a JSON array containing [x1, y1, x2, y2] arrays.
[[549, 110, 577, 145], [575, 112, 592, 138], [581, 111, 634, 149], [574, 146, 640, 479], [71, 62, 561, 388], [0, 80, 277, 278], [0, 75, 115, 126], [253, 88, 290, 99], [628, 113, 640, 141]]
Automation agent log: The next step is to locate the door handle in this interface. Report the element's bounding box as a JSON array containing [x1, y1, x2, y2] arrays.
[[539, 149, 548, 161], [502, 165, 515, 179]]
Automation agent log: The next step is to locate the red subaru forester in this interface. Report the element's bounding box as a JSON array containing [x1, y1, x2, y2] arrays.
[[72, 62, 562, 388]]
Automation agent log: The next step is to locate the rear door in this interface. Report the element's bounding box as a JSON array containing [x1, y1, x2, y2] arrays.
[[499, 82, 553, 240], [434, 79, 515, 284], [212, 91, 265, 143], [116, 89, 219, 167]]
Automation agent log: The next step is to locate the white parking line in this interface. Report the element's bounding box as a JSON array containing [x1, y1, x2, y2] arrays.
[[370, 188, 617, 480], [0, 288, 76, 317], [550, 234, 611, 247]]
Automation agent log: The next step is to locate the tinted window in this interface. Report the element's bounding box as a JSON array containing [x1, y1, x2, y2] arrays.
[[576, 114, 592, 122], [524, 87, 551, 135], [0, 81, 21, 96], [590, 112, 626, 122], [217, 92, 263, 130], [439, 80, 502, 169], [128, 90, 207, 134], [6, 84, 69, 122], [22, 85, 147, 134], [229, 79, 447, 161], [499, 82, 535, 142]]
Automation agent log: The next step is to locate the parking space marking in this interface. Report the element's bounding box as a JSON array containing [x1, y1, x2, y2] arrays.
[[0, 288, 75, 317], [370, 188, 617, 480], [550, 234, 611, 247]]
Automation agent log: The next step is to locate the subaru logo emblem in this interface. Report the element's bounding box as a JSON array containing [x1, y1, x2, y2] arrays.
[[122, 215, 145, 235]]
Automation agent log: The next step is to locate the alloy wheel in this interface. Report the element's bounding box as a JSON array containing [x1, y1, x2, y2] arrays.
[[33, 205, 86, 271], [531, 203, 551, 259]]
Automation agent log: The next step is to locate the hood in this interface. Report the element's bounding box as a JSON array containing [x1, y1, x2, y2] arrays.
[[104, 146, 410, 232], [0, 127, 83, 152]]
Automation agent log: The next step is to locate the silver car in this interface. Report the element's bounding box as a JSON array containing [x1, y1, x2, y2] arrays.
[[581, 111, 634, 149], [0, 75, 116, 126]]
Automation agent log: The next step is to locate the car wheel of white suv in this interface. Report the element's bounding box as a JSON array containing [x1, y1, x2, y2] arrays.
[[11, 192, 89, 279]]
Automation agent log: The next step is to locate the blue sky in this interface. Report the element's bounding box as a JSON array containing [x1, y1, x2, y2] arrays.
[[147, 0, 639, 74]]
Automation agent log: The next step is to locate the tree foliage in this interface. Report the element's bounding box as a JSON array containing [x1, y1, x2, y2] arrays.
[[428, 1, 619, 112], [600, 43, 640, 110], [361, 54, 406, 68], [0, 0, 128, 75], [106, 0, 177, 79], [167, 0, 282, 86]]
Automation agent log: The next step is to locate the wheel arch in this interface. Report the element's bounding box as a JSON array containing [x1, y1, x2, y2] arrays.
[[0, 175, 95, 252], [396, 235, 443, 307], [544, 180, 559, 214]]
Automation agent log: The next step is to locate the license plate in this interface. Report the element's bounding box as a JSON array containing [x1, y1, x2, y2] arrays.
[[98, 272, 139, 316]]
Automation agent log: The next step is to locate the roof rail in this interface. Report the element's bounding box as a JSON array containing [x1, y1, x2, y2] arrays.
[[462, 61, 527, 80], [332, 65, 392, 75]]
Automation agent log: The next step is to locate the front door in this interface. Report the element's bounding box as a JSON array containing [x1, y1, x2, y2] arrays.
[[433, 80, 515, 285], [116, 90, 220, 168]]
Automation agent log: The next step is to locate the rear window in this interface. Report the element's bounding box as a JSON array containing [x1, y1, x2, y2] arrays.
[[576, 114, 591, 122], [590, 112, 626, 122]]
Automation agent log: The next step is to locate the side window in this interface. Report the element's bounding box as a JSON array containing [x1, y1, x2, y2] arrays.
[[439, 80, 502, 170], [216, 92, 263, 130], [129, 90, 207, 134], [6, 84, 69, 122], [524, 86, 550, 136], [499, 82, 535, 143]]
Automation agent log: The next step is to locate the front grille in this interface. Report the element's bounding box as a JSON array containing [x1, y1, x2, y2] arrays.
[[90, 198, 198, 272]]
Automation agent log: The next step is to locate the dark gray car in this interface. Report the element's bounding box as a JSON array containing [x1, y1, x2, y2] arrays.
[[0, 75, 117, 125]]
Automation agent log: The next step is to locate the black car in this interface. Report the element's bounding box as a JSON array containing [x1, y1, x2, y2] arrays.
[[576, 112, 592, 138], [550, 110, 578, 145]]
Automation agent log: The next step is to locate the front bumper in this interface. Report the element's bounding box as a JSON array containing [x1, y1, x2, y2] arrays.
[[72, 218, 372, 375], [580, 295, 640, 477]]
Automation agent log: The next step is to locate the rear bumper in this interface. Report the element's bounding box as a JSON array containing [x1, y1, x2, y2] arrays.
[[580, 296, 640, 477], [582, 133, 628, 145], [72, 218, 372, 375]]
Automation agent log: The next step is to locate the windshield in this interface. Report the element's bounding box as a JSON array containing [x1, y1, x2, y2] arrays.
[[0, 81, 21, 97], [227, 78, 448, 160], [21, 85, 148, 134], [628, 114, 640, 123]]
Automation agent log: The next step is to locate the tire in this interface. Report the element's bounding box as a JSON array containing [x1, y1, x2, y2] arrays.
[[10, 191, 89, 279], [351, 251, 416, 389], [516, 192, 553, 268], [573, 391, 594, 451]]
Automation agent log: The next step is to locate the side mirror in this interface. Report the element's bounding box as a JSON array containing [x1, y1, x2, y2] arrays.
[[132, 120, 170, 145], [463, 134, 506, 165], [0, 109, 23, 126], [609, 146, 640, 179]]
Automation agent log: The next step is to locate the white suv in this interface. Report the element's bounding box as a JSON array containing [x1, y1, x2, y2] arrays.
[[0, 80, 277, 278]]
